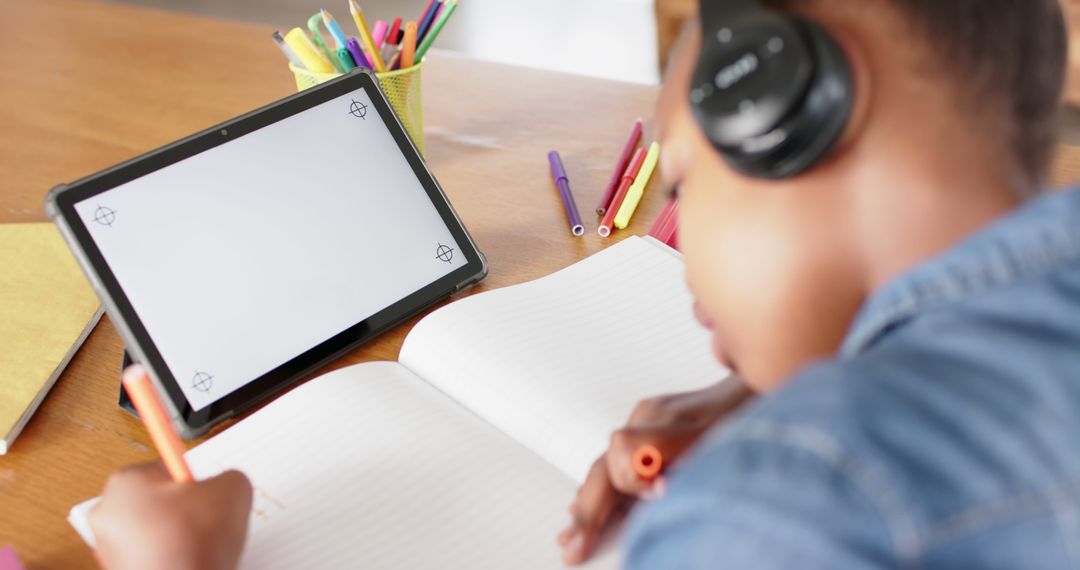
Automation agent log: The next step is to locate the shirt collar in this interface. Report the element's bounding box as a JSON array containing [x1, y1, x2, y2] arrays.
[[841, 187, 1080, 358]]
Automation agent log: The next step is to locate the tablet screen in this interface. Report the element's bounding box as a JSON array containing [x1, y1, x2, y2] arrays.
[[72, 86, 465, 412]]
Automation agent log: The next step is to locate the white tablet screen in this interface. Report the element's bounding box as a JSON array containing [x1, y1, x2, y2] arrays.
[[73, 87, 464, 411]]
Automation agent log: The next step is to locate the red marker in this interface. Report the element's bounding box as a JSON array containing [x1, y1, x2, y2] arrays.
[[597, 119, 644, 216], [599, 147, 648, 237], [386, 17, 403, 46]]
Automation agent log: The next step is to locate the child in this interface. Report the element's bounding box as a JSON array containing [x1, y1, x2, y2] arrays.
[[560, 1, 1079, 567], [90, 1, 1078, 568]]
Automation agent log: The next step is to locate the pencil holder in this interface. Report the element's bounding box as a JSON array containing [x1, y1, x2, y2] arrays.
[[289, 63, 425, 155]]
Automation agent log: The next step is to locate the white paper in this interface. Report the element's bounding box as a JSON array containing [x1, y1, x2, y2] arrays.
[[67, 497, 100, 548], [69, 238, 724, 568], [72, 363, 619, 569], [401, 237, 730, 482]]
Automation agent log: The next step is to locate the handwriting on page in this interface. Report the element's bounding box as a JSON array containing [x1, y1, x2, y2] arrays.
[[253, 486, 287, 521], [208, 462, 288, 523]]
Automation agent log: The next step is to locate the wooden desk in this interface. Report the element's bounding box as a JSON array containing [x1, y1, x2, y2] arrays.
[[0, 1, 661, 567], [3, 2, 1080, 568]]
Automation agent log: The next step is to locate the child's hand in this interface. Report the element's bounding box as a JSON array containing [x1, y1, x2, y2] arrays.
[[89, 462, 253, 570], [558, 379, 753, 565]]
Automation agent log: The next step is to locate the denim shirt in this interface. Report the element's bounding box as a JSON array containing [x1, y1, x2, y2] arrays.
[[625, 188, 1080, 569]]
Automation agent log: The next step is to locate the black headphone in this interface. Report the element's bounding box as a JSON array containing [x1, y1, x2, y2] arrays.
[[691, 0, 854, 178]]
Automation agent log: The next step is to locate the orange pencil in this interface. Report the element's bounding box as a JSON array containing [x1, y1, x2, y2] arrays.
[[401, 21, 418, 69], [632, 444, 664, 482], [122, 365, 194, 482]]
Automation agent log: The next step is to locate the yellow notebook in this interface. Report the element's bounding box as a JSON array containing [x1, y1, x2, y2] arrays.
[[0, 223, 102, 454]]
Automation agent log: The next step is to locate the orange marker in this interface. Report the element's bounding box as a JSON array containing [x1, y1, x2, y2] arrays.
[[401, 21, 418, 69], [122, 365, 194, 482], [632, 444, 664, 482]]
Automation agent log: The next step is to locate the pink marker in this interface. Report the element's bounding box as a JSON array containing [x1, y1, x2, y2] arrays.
[[0, 546, 26, 570], [648, 196, 678, 238], [372, 20, 388, 50], [654, 199, 680, 249]]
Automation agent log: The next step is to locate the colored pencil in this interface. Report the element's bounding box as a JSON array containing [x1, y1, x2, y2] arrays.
[[417, 0, 443, 42], [349, 0, 387, 72], [414, 0, 457, 61]]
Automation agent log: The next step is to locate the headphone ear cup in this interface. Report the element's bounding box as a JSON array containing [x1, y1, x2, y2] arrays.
[[691, 13, 815, 149], [692, 16, 855, 179]]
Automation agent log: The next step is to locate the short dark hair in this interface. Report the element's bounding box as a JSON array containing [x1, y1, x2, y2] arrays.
[[769, 0, 1068, 187]]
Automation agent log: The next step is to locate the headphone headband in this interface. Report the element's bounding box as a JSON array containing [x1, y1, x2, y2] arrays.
[[698, 0, 758, 26]]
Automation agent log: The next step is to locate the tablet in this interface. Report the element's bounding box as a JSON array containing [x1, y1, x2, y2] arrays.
[[46, 69, 487, 438]]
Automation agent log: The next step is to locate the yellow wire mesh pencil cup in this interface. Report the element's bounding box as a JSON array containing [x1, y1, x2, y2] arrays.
[[289, 62, 425, 155]]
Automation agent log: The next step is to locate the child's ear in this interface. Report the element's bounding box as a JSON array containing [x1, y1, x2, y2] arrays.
[[827, 26, 874, 155]]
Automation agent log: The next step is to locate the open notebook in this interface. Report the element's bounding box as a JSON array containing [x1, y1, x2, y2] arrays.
[[70, 236, 729, 569]]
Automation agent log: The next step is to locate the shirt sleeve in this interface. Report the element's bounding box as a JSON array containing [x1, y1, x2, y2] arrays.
[[623, 420, 903, 570]]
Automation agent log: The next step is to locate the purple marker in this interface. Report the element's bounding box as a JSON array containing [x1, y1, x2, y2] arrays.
[[346, 38, 370, 69], [548, 151, 585, 237]]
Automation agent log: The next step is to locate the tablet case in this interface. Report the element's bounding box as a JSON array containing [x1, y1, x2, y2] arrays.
[[45, 69, 487, 439], [118, 351, 138, 418]]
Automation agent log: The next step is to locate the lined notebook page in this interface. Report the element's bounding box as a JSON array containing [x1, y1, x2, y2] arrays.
[[176, 362, 620, 570], [401, 237, 730, 483]]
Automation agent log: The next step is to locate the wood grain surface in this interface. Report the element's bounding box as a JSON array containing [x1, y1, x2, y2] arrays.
[[1, 1, 1078, 568], [0, 1, 661, 567]]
